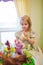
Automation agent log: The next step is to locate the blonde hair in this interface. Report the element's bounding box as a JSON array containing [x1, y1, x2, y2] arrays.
[[21, 15, 32, 32]]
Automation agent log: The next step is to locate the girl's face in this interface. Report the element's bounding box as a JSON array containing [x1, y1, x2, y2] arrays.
[[21, 20, 29, 32]]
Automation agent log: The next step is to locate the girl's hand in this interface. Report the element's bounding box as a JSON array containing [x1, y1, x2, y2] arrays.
[[23, 31, 29, 40], [23, 31, 34, 45]]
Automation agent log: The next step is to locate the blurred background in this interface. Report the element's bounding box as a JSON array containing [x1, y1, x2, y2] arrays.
[[0, 0, 43, 51]]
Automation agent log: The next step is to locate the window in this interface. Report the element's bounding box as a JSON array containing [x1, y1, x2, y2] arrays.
[[0, 1, 18, 29], [0, 0, 20, 45]]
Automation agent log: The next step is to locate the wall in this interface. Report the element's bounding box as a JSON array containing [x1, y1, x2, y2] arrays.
[[29, 0, 41, 47], [41, 0, 43, 48]]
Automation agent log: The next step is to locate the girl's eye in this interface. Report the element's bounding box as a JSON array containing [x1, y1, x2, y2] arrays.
[[25, 23, 27, 25]]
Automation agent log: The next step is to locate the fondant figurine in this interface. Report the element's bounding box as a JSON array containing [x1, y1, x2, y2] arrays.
[[15, 39, 23, 54]]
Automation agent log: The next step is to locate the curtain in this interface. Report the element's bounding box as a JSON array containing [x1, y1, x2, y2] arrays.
[[0, 0, 13, 2], [14, 0, 30, 17]]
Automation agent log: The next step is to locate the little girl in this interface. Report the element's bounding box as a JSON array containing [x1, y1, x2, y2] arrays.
[[15, 15, 43, 65], [15, 15, 35, 50]]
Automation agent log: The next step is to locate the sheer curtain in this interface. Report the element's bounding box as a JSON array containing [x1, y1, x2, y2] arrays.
[[14, 0, 30, 17], [0, 0, 19, 29]]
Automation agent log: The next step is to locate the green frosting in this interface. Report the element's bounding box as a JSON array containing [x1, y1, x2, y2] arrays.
[[22, 58, 35, 65], [0, 58, 3, 65], [22, 49, 35, 65], [22, 49, 32, 57]]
